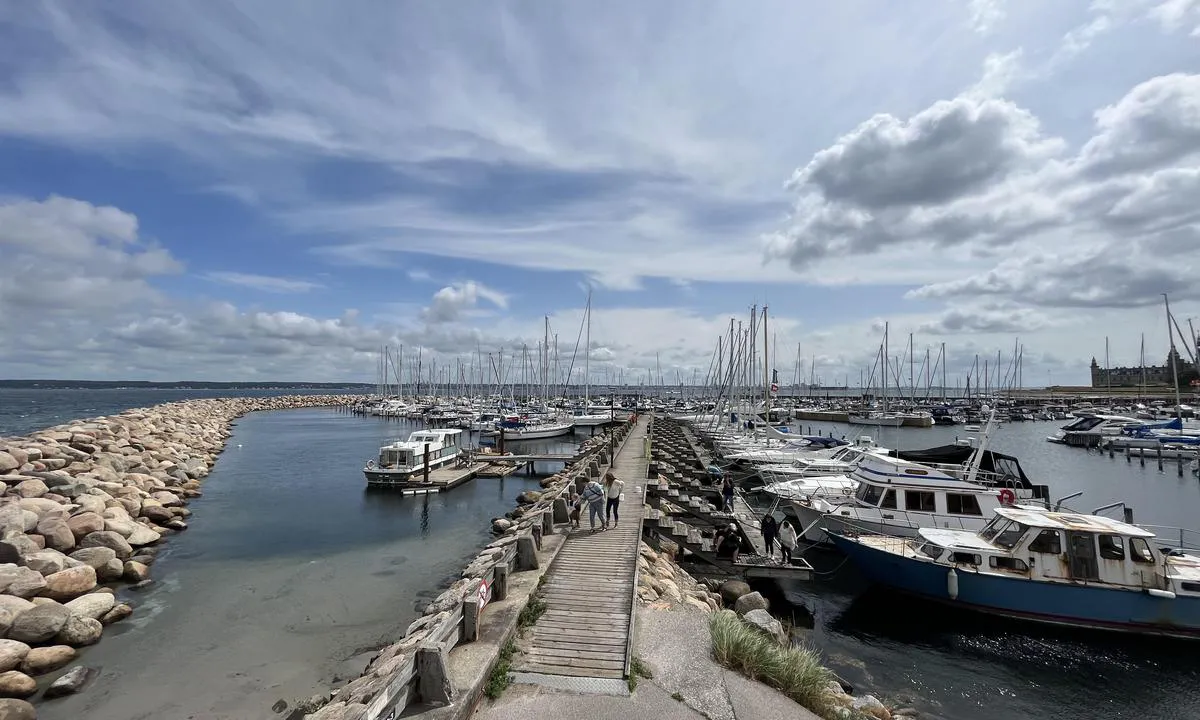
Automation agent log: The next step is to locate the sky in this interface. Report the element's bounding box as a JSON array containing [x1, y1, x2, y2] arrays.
[[0, 0, 1198, 387]]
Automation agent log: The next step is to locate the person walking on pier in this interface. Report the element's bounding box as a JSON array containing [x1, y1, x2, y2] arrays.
[[582, 479, 606, 532], [604, 471, 625, 527], [778, 520, 797, 565], [760, 513, 779, 559]]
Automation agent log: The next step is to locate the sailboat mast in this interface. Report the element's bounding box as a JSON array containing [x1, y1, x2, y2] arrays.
[[1165, 294, 1183, 430], [763, 306, 770, 424], [584, 290, 591, 409]]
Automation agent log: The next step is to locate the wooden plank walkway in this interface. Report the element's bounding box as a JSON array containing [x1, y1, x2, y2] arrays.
[[512, 417, 648, 680]]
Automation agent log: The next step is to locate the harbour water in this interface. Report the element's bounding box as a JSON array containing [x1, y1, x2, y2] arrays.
[[0, 391, 580, 719], [764, 418, 1200, 720], [4, 389, 1200, 718]]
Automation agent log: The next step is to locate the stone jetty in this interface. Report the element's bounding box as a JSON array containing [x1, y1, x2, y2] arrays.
[[0, 394, 365, 714]]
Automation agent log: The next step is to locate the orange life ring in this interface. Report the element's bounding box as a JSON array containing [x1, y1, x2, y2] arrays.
[[998, 488, 1016, 505]]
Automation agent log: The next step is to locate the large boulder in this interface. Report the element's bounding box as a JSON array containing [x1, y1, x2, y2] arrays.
[[0, 697, 36, 719], [8, 603, 70, 643], [24, 549, 67, 576], [41, 565, 97, 601], [79, 530, 133, 559], [64, 592, 116, 620], [0, 598, 34, 618], [733, 591, 769, 616], [0, 454, 18, 474], [719, 579, 752, 607], [0, 671, 35, 699], [99, 602, 132, 625], [126, 525, 161, 547], [741, 609, 787, 646], [0, 641, 30, 674], [0, 506, 24, 538], [68, 546, 117, 570], [44, 665, 97, 698], [66, 512, 105, 539], [56, 614, 103, 646], [20, 644, 75, 676], [11, 481, 47, 500], [36, 517, 75, 552], [0, 566, 47, 599]]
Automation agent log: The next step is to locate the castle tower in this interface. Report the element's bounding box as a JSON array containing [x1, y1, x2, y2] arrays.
[[1090, 357, 1101, 387]]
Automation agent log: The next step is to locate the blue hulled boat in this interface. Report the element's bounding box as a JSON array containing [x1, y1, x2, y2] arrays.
[[831, 506, 1200, 639]]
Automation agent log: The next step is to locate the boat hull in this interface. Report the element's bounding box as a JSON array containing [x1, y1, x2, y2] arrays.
[[848, 414, 905, 427], [483, 423, 576, 440], [829, 534, 1200, 639], [791, 502, 922, 544]]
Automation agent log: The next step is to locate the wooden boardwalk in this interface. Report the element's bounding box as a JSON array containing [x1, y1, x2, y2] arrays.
[[512, 417, 648, 680]]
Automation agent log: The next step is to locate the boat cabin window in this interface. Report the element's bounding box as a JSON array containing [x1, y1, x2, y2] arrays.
[[1129, 537, 1156, 564], [1098, 534, 1125, 560], [918, 542, 944, 560], [951, 552, 981, 565], [988, 521, 1026, 550], [880, 490, 897, 510], [1028, 529, 1062, 554], [905, 490, 936, 512], [858, 483, 885, 506], [980, 516, 1006, 541], [1181, 582, 1200, 593], [946, 493, 983, 516], [989, 556, 1029, 572]]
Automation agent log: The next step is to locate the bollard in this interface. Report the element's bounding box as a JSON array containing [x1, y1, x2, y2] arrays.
[[1108, 443, 1114, 458], [1126, 447, 1131, 463], [1180, 455, 1185, 477], [1140, 449, 1145, 467], [1158, 448, 1164, 471]]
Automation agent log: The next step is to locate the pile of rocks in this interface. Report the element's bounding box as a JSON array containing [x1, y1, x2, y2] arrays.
[[0, 394, 363, 713], [635, 543, 722, 612]]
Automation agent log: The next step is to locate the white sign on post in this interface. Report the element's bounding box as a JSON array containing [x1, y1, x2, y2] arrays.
[[478, 578, 491, 610]]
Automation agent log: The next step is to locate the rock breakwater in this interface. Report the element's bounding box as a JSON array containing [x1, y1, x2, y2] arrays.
[[0, 394, 365, 711]]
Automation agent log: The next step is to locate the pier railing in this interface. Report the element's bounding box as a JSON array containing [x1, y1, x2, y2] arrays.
[[345, 422, 634, 720]]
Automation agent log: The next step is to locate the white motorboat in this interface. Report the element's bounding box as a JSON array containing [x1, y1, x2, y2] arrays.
[[364, 428, 466, 486], [848, 411, 905, 427], [482, 415, 575, 440]]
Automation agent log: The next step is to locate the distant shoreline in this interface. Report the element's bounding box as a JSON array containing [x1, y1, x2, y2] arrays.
[[0, 380, 374, 390]]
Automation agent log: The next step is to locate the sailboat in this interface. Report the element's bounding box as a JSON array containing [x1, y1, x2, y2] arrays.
[[571, 290, 615, 427]]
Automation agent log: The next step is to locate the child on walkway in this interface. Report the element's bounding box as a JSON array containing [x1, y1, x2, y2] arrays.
[[568, 492, 582, 529]]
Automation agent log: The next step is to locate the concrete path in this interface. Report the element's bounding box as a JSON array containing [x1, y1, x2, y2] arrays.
[[510, 417, 648, 680], [474, 607, 822, 720]]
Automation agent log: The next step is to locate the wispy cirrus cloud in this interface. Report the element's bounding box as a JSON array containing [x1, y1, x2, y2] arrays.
[[204, 271, 324, 293]]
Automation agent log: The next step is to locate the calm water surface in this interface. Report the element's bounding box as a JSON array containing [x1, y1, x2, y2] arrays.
[[765, 419, 1200, 720], [7, 390, 1200, 718]]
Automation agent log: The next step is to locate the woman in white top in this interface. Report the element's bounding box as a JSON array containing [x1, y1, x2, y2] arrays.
[[778, 520, 798, 565], [603, 471, 625, 528]]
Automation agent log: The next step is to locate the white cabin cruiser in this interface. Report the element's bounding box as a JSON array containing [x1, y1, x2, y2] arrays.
[[1046, 414, 1140, 445], [364, 429, 466, 486]]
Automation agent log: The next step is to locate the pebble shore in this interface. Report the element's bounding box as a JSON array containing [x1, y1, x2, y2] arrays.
[[0, 394, 366, 717]]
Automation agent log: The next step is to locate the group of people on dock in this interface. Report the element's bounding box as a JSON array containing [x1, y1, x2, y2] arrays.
[[570, 470, 625, 532]]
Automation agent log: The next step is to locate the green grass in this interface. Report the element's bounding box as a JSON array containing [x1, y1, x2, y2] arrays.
[[484, 640, 517, 700], [628, 655, 654, 692], [708, 610, 837, 719], [518, 596, 547, 630]]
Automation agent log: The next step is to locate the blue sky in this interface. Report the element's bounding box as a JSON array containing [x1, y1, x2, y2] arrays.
[[0, 1, 1198, 384]]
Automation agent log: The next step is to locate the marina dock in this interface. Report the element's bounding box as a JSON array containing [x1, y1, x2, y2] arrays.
[[510, 416, 648, 683]]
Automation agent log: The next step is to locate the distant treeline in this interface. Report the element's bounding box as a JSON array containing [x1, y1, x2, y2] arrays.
[[0, 380, 374, 390]]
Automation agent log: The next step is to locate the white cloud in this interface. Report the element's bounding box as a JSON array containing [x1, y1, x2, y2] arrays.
[[205, 271, 323, 293], [421, 281, 509, 324], [968, 0, 1007, 34]]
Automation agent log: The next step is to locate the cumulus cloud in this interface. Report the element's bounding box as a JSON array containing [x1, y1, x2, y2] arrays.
[[421, 281, 509, 324]]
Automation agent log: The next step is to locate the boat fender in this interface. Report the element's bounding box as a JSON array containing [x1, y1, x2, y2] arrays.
[[1147, 588, 1177, 600], [366, 460, 376, 469], [947, 568, 959, 600]]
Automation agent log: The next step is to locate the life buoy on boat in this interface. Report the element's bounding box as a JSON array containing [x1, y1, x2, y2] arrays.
[[366, 460, 376, 470], [841, 487, 854, 496], [998, 488, 1016, 506]]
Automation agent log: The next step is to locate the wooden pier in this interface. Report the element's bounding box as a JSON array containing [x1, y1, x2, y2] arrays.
[[511, 416, 648, 681]]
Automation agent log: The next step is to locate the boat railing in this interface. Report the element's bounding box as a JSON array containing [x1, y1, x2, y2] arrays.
[[1139, 525, 1200, 553], [834, 509, 982, 537]]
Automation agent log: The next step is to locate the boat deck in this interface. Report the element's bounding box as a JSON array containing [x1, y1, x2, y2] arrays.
[[365, 461, 487, 494], [511, 416, 648, 681]]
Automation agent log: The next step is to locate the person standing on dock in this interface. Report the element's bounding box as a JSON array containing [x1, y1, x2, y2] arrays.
[[720, 473, 735, 513], [760, 513, 779, 559], [603, 470, 625, 527], [582, 478, 607, 532], [778, 520, 797, 565]]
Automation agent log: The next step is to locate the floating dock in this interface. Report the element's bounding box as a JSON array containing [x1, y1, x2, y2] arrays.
[[366, 461, 489, 495]]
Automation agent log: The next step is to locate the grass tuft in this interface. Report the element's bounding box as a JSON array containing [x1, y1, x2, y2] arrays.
[[518, 596, 547, 630], [485, 640, 517, 700], [708, 610, 836, 719], [627, 654, 654, 692]]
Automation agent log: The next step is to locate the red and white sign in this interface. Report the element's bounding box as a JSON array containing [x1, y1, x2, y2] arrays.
[[478, 578, 491, 610], [770, 383, 779, 394]]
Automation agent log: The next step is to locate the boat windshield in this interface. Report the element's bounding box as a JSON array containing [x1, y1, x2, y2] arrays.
[[918, 542, 944, 560], [980, 518, 1026, 549], [856, 482, 885, 506]]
